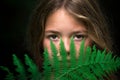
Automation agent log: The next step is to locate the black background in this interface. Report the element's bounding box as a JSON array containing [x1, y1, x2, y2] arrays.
[[0, 0, 120, 79], [0, 0, 38, 79]]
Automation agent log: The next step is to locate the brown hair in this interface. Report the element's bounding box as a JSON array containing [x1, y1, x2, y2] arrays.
[[26, 0, 113, 70]]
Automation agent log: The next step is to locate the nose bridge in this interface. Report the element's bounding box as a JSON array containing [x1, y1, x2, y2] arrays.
[[62, 38, 70, 52]]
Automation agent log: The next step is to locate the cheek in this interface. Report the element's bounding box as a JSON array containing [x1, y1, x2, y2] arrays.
[[43, 39, 52, 58], [75, 38, 92, 57], [84, 38, 93, 47], [43, 39, 50, 49], [74, 42, 80, 57], [43, 39, 60, 59]]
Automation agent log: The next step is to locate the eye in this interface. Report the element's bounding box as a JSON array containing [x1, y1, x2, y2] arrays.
[[73, 34, 85, 41], [48, 34, 59, 41]]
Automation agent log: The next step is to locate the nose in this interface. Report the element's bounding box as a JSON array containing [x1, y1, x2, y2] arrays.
[[63, 38, 70, 53]]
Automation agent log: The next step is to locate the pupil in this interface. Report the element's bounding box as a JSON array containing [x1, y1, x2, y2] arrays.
[[52, 35, 57, 39], [77, 35, 82, 38]]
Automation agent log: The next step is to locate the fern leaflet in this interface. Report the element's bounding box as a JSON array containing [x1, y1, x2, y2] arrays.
[[24, 54, 41, 80], [12, 54, 27, 80], [1, 40, 120, 80]]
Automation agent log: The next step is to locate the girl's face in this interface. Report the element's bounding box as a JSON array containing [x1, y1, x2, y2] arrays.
[[43, 9, 92, 59]]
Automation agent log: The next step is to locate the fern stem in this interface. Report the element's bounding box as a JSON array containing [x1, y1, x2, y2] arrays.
[[55, 61, 119, 80]]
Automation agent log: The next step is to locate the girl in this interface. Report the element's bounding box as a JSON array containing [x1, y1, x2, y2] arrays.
[[26, 0, 117, 79]]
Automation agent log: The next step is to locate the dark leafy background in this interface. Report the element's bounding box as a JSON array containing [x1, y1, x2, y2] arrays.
[[0, 0, 120, 79]]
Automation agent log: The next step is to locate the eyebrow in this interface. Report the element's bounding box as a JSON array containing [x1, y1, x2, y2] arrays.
[[71, 31, 87, 34], [45, 30, 61, 34], [45, 30, 87, 35]]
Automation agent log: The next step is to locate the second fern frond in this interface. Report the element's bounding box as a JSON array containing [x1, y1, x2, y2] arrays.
[[1, 39, 120, 80]]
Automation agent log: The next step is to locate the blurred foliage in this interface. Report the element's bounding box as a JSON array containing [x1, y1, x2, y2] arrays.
[[0, 0, 38, 75]]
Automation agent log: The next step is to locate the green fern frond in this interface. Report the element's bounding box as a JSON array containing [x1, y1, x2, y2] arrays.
[[12, 54, 27, 80], [78, 40, 85, 65], [70, 37, 76, 68], [43, 48, 52, 80], [24, 54, 41, 80], [1, 40, 120, 80], [59, 38, 67, 71], [50, 40, 60, 78], [0, 66, 15, 80], [50, 40, 120, 80], [1, 54, 42, 80]]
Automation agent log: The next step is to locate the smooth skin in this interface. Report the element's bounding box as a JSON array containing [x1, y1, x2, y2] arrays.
[[43, 9, 92, 59]]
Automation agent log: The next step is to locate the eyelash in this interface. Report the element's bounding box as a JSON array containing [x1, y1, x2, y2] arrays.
[[47, 34, 59, 41], [73, 34, 85, 41], [46, 34, 86, 41]]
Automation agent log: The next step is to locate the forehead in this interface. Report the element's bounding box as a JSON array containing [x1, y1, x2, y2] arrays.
[[45, 9, 87, 31]]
